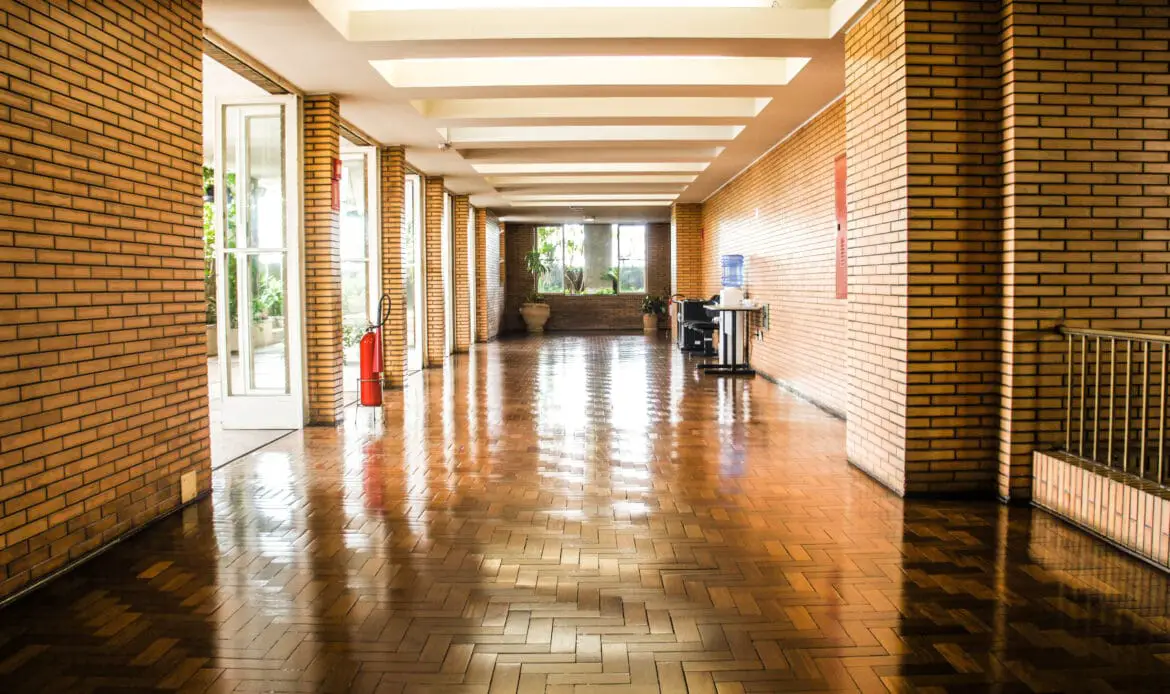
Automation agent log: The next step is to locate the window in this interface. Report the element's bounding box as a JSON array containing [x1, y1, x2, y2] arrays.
[[535, 223, 646, 295], [339, 153, 372, 366]]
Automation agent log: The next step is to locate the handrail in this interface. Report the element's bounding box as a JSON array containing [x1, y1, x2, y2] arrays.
[[1059, 325, 1170, 346], [1058, 325, 1170, 488]]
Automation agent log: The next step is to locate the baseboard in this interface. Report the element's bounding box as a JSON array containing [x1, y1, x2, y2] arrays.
[[0, 490, 212, 611], [753, 368, 846, 421]]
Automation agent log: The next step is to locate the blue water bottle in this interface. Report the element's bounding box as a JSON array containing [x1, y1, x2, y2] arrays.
[[721, 254, 744, 288]]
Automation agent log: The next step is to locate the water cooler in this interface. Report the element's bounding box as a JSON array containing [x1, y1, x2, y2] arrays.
[[719, 255, 745, 365]]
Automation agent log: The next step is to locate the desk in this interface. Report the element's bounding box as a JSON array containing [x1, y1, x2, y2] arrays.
[[698, 304, 762, 376]]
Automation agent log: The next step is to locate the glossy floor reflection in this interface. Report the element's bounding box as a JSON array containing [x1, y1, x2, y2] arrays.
[[2, 334, 1170, 693]]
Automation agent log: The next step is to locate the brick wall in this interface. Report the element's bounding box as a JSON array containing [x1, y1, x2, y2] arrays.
[[671, 203, 703, 299], [503, 223, 671, 332], [998, 0, 1170, 500], [452, 195, 471, 352], [902, 0, 1003, 494], [423, 177, 446, 366], [844, 0, 912, 493], [0, 0, 207, 598], [303, 95, 343, 425], [700, 100, 849, 417], [379, 146, 406, 387]]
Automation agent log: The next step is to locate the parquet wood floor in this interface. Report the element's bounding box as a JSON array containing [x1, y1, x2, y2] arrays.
[[2, 334, 1170, 693]]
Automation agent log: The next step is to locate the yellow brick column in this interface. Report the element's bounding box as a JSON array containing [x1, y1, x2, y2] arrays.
[[379, 146, 407, 388], [424, 177, 446, 367], [474, 206, 490, 343], [302, 94, 344, 425], [453, 195, 472, 352], [670, 203, 704, 340]]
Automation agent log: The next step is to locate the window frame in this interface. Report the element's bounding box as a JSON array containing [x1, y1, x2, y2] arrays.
[[534, 223, 647, 296]]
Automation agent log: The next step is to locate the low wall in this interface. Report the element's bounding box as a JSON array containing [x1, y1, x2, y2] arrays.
[[1033, 451, 1170, 570]]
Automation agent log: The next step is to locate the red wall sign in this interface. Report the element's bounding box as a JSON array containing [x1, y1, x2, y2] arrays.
[[834, 154, 847, 300]]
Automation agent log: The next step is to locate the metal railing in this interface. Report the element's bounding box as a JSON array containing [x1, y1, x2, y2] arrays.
[[1060, 326, 1170, 488]]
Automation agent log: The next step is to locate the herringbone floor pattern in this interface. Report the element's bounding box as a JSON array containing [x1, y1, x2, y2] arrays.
[[2, 335, 1170, 692]]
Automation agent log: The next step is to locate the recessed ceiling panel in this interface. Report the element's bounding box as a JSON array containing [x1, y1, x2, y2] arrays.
[[471, 161, 711, 174], [445, 125, 743, 145], [414, 97, 771, 124], [372, 56, 810, 89], [507, 193, 679, 201]]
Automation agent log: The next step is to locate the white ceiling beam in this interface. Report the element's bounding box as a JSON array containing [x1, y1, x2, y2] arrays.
[[310, 2, 833, 41], [414, 97, 770, 123], [446, 125, 743, 145], [371, 57, 810, 89], [507, 193, 679, 201], [472, 161, 710, 174], [505, 200, 675, 207], [487, 174, 698, 185]]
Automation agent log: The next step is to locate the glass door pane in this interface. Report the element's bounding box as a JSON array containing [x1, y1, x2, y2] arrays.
[[340, 152, 369, 368], [215, 96, 304, 429], [404, 174, 423, 372]]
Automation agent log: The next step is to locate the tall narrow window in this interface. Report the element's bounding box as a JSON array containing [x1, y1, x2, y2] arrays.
[[340, 154, 370, 366], [404, 173, 423, 371], [616, 224, 646, 293], [536, 225, 564, 294]]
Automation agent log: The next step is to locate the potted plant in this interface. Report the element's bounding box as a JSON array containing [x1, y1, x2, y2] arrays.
[[521, 247, 552, 333], [641, 295, 666, 333]]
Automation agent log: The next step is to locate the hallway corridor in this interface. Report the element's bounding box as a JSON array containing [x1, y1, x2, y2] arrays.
[[1, 335, 1169, 693]]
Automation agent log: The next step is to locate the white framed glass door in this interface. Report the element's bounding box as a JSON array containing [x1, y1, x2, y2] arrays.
[[404, 173, 424, 372], [214, 95, 304, 429], [340, 145, 379, 371]]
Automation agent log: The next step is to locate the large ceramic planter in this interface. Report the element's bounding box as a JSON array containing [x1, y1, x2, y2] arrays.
[[642, 314, 658, 333], [520, 302, 551, 333]]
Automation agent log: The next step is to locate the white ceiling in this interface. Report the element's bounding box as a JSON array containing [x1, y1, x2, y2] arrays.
[[203, 0, 869, 223]]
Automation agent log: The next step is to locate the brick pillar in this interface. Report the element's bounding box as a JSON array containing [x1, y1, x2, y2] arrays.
[[424, 177, 446, 366], [474, 207, 490, 342], [845, 0, 1003, 496], [902, 0, 1002, 496], [379, 146, 407, 388], [453, 195, 472, 352], [0, 0, 208, 600], [303, 95, 344, 425], [671, 203, 703, 340], [671, 203, 703, 298]]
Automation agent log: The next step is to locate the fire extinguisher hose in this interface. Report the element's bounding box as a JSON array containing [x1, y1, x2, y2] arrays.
[[372, 294, 391, 330]]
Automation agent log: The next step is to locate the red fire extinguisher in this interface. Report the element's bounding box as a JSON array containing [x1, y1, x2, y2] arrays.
[[358, 295, 391, 407]]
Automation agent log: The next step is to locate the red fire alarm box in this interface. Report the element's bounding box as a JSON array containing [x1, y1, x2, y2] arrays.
[[331, 157, 342, 212], [834, 154, 847, 300]]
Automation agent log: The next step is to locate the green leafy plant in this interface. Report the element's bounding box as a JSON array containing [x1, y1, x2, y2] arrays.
[[342, 323, 365, 349], [524, 247, 550, 303], [603, 267, 619, 294], [202, 167, 217, 325], [203, 167, 238, 326], [641, 295, 666, 315], [251, 273, 283, 321]]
